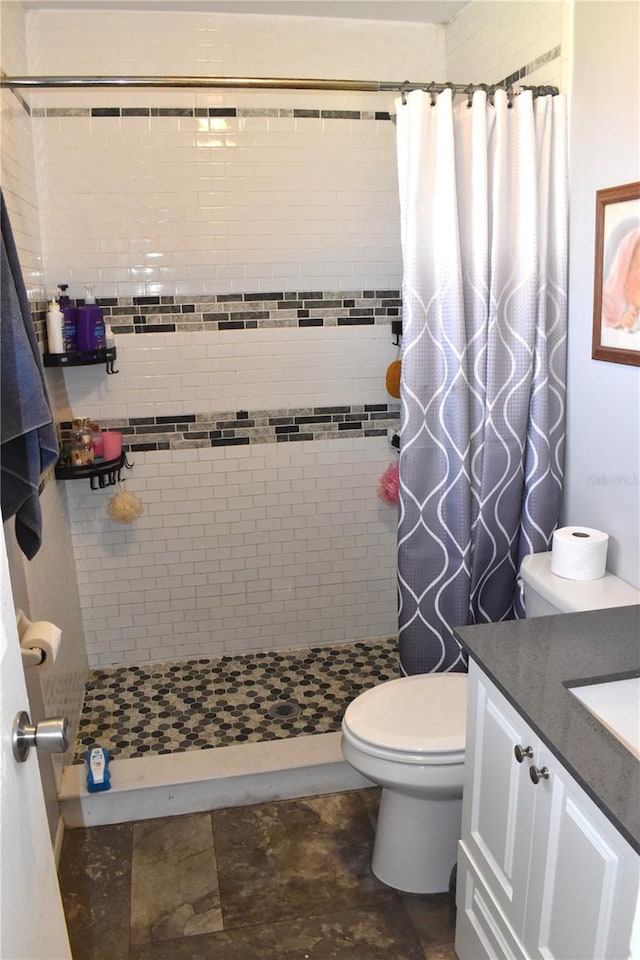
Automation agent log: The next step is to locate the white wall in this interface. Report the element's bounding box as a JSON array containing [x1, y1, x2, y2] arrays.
[[562, 0, 640, 585]]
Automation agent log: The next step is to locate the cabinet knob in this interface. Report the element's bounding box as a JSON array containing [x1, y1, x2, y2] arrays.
[[529, 765, 550, 785], [514, 744, 534, 763]]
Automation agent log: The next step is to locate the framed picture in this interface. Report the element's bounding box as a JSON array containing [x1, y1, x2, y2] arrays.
[[592, 181, 640, 366]]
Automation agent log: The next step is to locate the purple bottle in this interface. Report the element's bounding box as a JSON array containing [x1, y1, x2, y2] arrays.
[[58, 283, 78, 352], [77, 285, 106, 352]]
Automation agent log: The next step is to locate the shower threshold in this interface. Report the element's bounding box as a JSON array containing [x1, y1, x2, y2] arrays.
[[59, 731, 369, 828]]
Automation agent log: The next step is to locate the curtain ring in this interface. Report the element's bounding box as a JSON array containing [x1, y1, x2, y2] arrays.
[[400, 80, 411, 106], [465, 83, 474, 108], [506, 84, 514, 109], [428, 81, 437, 106]]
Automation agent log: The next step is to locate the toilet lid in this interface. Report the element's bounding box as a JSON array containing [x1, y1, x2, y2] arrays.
[[343, 674, 467, 755]]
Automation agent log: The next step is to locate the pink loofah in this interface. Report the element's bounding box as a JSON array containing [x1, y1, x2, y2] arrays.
[[377, 462, 400, 506]]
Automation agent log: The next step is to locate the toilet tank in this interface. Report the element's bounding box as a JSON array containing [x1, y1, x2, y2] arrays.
[[519, 552, 640, 618]]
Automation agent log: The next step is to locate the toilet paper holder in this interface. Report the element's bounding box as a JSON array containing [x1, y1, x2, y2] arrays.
[[21, 646, 46, 667], [16, 611, 62, 669]]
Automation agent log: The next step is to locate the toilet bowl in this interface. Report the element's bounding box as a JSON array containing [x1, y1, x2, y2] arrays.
[[341, 673, 467, 894], [342, 551, 640, 895]]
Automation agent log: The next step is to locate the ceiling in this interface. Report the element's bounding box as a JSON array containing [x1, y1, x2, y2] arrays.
[[22, 1, 471, 24]]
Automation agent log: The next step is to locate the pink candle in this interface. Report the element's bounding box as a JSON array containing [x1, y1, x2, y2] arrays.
[[92, 432, 104, 458], [101, 431, 122, 461]]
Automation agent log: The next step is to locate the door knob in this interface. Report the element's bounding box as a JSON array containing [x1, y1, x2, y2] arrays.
[[529, 764, 550, 785], [514, 744, 534, 763], [12, 711, 70, 763]]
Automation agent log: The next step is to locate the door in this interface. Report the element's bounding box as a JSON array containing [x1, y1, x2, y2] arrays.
[[0, 528, 71, 959]]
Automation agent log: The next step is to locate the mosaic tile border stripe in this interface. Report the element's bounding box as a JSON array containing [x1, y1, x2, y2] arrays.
[[500, 45, 562, 87], [32, 105, 392, 121], [60, 403, 400, 451], [70, 290, 401, 335], [30, 299, 48, 348], [31, 291, 401, 343]]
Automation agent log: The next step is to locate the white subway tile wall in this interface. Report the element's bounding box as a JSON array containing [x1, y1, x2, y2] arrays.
[[10, 6, 566, 667], [21, 9, 421, 665], [25, 10, 446, 85], [0, 1, 44, 297], [33, 107, 401, 298], [60, 326, 396, 422], [446, 1, 570, 89], [24, 9, 447, 298], [67, 440, 398, 665]]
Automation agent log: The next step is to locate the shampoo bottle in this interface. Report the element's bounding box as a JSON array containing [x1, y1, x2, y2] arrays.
[[77, 285, 106, 352], [57, 283, 78, 352], [46, 298, 65, 354]]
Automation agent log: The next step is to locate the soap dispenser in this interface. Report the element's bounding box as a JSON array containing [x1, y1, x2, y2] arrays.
[[57, 283, 78, 352], [77, 285, 106, 352], [46, 297, 65, 354]]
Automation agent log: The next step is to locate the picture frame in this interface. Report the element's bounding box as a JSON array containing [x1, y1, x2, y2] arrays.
[[592, 181, 640, 367]]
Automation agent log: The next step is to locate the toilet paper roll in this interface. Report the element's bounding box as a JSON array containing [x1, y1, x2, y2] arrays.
[[551, 527, 609, 581], [20, 621, 62, 671], [15, 608, 31, 641]]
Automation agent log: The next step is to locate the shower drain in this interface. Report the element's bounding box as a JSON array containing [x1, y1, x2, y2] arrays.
[[268, 700, 302, 720]]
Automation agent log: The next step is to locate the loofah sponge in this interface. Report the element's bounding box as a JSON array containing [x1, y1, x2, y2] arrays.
[[377, 462, 400, 506], [385, 359, 401, 398], [107, 481, 144, 524]]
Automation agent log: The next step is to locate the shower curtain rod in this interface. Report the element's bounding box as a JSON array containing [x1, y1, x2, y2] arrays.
[[0, 75, 559, 96]]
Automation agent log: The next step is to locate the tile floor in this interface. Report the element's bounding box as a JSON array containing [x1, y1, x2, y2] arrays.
[[58, 788, 458, 960], [74, 638, 399, 762]]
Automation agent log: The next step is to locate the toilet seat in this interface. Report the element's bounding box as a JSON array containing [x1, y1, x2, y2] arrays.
[[342, 674, 467, 763]]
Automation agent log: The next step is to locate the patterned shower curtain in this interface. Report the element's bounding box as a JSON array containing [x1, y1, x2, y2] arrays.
[[396, 88, 568, 675]]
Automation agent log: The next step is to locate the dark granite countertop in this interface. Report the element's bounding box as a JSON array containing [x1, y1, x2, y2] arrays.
[[454, 604, 640, 854]]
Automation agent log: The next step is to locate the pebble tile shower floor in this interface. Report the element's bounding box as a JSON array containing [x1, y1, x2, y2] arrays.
[[74, 638, 399, 762]]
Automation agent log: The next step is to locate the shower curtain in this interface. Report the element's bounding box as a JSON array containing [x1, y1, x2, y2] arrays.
[[396, 88, 568, 675]]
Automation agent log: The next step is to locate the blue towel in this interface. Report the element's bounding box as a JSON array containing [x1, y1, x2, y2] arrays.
[[0, 189, 59, 559]]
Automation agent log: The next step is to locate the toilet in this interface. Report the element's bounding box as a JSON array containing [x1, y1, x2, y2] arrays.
[[341, 550, 640, 894], [518, 551, 640, 616]]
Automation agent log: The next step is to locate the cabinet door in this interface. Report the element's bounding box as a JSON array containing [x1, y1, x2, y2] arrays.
[[461, 660, 537, 934], [524, 742, 640, 960]]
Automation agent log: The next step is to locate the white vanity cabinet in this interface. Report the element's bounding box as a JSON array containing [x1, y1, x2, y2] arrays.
[[455, 659, 640, 960]]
